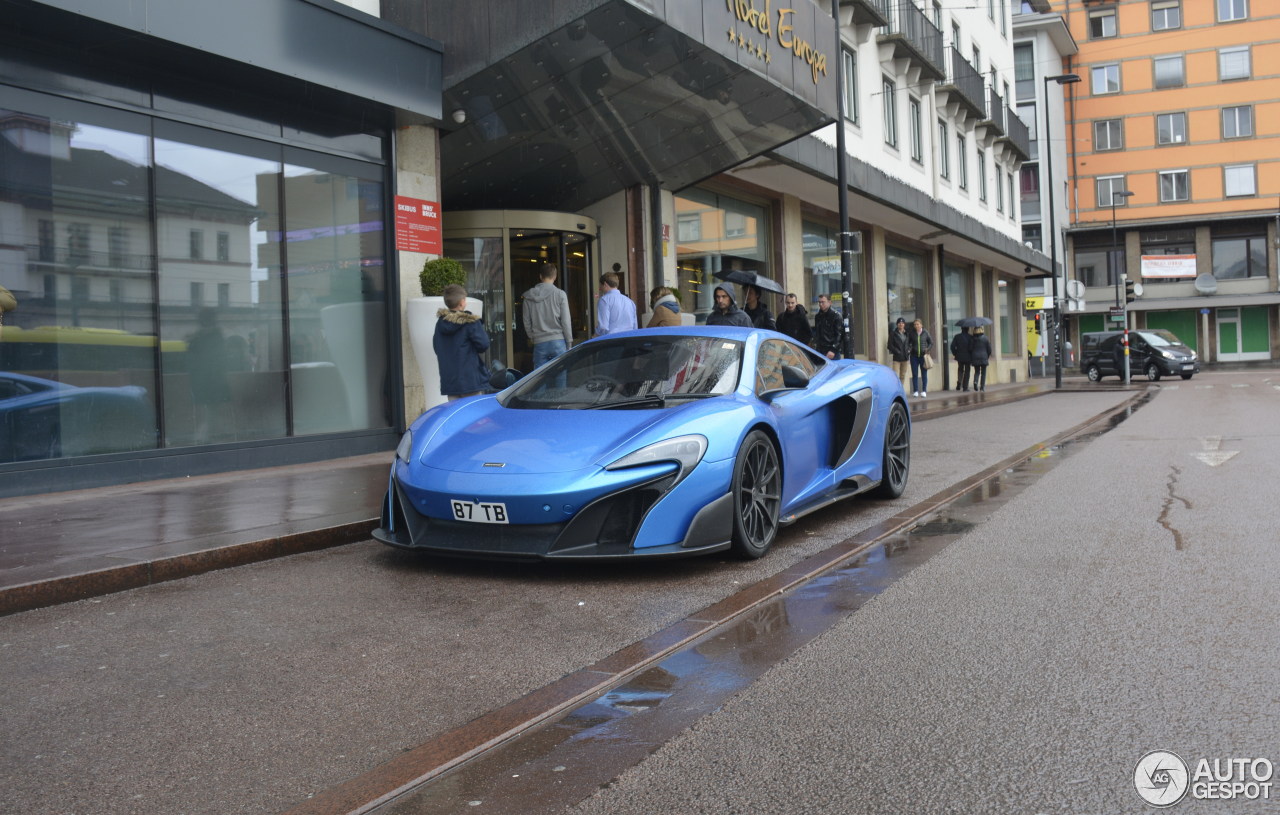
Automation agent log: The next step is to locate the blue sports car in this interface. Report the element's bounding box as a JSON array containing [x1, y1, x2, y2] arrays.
[[375, 327, 910, 561]]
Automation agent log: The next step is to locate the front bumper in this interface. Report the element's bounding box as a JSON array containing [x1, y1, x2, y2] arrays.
[[373, 469, 733, 561]]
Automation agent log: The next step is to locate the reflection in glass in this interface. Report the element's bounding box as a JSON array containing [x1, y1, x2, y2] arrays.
[[155, 138, 285, 445], [282, 159, 389, 434], [674, 189, 769, 323], [886, 246, 925, 325], [0, 110, 159, 462], [802, 221, 865, 354]]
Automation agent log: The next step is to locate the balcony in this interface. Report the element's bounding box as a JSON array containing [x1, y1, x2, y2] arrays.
[[877, 1, 946, 83], [840, 0, 891, 27], [979, 85, 1006, 137], [936, 47, 986, 121], [998, 105, 1032, 162]]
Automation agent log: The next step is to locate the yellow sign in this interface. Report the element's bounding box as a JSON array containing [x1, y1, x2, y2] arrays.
[[1024, 296, 1047, 311], [726, 0, 829, 85]]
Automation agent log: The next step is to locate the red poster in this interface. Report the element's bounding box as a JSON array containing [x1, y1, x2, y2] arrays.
[[394, 195, 442, 254]]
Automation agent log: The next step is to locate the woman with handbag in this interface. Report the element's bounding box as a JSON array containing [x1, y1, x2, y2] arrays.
[[909, 318, 934, 397]]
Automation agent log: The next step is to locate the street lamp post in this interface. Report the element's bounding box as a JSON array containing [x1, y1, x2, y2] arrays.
[[1042, 73, 1079, 389], [1110, 189, 1134, 382]]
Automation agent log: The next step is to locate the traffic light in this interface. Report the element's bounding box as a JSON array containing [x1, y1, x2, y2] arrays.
[[1124, 278, 1137, 304], [1033, 313, 1042, 334]]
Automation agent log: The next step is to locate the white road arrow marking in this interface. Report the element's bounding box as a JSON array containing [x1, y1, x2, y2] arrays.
[[1193, 436, 1239, 467]]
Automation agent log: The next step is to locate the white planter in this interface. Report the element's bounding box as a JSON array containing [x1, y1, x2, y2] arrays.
[[408, 296, 483, 412]]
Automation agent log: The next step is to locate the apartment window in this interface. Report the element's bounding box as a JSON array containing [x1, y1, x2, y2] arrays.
[[1094, 119, 1124, 151], [71, 276, 89, 303], [1091, 64, 1120, 95], [1008, 173, 1016, 222], [725, 211, 747, 238], [1217, 0, 1247, 21], [1222, 106, 1253, 139], [909, 97, 923, 161], [1212, 233, 1266, 279], [842, 50, 859, 125], [190, 281, 204, 305], [677, 213, 701, 242], [883, 78, 898, 147], [1020, 164, 1040, 220], [1014, 44, 1034, 101], [1159, 170, 1189, 202], [1219, 47, 1250, 80], [956, 134, 968, 190], [932, 0, 942, 29], [988, 0, 995, 20], [216, 231, 230, 262], [1097, 175, 1128, 208], [189, 229, 204, 260], [1153, 55, 1184, 88], [68, 222, 90, 261], [218, 282, 231, 307], [108, 226, 128, 267], [972, 45, 982, 77], [952, 22, 961, 50], [937, 119, 950, 179], [996, 164, 1004, 213], [1224, 165, 1256, 197], [38, 219, 55, 261], [1089, 7, 1117, 38], [977, 150, 988, 201], [109, 279, 123, 303], [1157, 112, 1187, 145], [1151, 0, 1181, 30]]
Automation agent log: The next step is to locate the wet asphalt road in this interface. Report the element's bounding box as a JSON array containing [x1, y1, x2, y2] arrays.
[[1, 381, 1245, 815], [567, 370, 1280, 814]]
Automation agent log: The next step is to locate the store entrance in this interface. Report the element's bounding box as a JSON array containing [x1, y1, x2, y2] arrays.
[[509, 230, 593, 373]]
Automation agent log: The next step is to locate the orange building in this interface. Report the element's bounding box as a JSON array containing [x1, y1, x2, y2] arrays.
[[1057, 0, 1279, 364]]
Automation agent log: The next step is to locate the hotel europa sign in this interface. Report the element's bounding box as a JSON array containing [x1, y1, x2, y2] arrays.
[[724, 0, 830, 85]]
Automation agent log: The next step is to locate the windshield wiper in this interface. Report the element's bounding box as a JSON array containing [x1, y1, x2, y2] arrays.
[[588, 395, 666, 410]]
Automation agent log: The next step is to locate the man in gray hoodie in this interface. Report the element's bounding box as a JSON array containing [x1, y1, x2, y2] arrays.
[[522, 263, 573, 369]]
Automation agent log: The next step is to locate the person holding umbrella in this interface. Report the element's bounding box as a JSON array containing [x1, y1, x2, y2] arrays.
[[969, 325, 993, 392], [742, 284, 776, 330], [951, 326, 973, 391]]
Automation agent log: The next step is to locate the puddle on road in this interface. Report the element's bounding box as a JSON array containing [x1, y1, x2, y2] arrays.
[[373, 394, 1152, 815]]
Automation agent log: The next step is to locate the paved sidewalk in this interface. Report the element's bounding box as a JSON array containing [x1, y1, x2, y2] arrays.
[[0, 379, 1091, 616]]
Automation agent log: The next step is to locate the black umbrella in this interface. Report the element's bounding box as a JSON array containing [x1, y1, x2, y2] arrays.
[[713, 269, 785, 295], [955, 316, 993, 328]]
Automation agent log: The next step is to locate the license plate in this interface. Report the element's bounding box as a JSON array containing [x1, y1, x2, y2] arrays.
[[450, 500, 509, 524], [1181, 363, 1194, 370]]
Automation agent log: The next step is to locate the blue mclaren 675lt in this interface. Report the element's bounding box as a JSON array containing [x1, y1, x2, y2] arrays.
[[374, 327, 910, 561]]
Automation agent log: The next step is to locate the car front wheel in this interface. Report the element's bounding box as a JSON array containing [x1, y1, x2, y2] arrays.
[[874, 401, 911, 499], [1181, 373, 1193, 380], [1145, 362, 1162, 381], [730, 430, 781, 559], [1086, 364, 1102, 382]]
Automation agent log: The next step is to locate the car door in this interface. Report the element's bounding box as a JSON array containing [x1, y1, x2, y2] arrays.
[[754, 339, 830, 510]]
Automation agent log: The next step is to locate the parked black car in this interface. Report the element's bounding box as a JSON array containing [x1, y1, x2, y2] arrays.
[[1079, 329, 1200, 382]]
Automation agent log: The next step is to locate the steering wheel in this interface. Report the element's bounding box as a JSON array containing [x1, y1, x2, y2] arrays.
[[583, 374, 621, 393]]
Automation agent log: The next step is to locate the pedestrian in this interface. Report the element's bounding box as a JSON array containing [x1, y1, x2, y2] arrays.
[[521, 263, 573, 368], [950, 326, 973, 391], [646, 286, 682, 327], [433, 283, 490, 400], [813, 294, 845, 359], [969, 325, 993, 392], [908, 318, 934, 397], [776, 292, 812, 345], [741, 284, 776, 331], [705, 285, 752, 327], [887, 317, 910, 390], [594, 270, 637, 336]]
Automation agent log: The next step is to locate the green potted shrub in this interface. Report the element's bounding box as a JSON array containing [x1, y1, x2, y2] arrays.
[[419, 257, 466, 297]]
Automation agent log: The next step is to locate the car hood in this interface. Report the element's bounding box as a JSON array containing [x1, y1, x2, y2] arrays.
[[416, 400, 686, 475]]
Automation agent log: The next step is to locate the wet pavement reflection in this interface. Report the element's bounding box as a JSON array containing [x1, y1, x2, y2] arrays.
[[372, 393, 1154, 815]]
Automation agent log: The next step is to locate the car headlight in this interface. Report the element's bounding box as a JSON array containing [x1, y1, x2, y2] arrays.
[[606, 435, 707, 484], [395, 430, 414, 463]]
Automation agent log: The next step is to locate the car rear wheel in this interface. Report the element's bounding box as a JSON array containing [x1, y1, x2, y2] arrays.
[[1145, 362, 1161, 381], [1181, 373, 1193, 380], [1086, 364, 1102, 382], [730, 430, 781, 559], [874, 401, 911, 499]]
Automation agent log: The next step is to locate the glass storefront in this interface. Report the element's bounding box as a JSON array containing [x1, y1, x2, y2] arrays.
[[801, 221, 866, 354], [674, 188, 769, 323], [885, 245, 926, 325], [0, 89, 391, 466]]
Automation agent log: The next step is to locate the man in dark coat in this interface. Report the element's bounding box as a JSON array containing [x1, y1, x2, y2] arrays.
[[813, 294, 845, 359], [776, 292, 812, 345], [950, 326, 973, 391], [433, 284, 491, 399], [705, 285, 752, 328], [741, 284, 776, 331]]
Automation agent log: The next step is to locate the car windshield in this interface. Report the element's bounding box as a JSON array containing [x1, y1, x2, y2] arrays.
[[502, 335, 743, 410], [1137, 330, 1182, 348]]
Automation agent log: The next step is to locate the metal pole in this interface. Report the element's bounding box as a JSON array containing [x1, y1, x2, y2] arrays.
[[1043, 78, 1061, 388], [833, 0, 854, 360]]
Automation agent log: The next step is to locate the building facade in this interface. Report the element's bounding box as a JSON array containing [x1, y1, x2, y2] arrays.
[[1, 0, 1048, 498], [1057, 0, 1279, 361]]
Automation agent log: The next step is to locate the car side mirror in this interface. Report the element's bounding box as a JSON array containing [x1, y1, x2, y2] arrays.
[[488, 362, 524, 390], [780, 365, 810, 389]]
